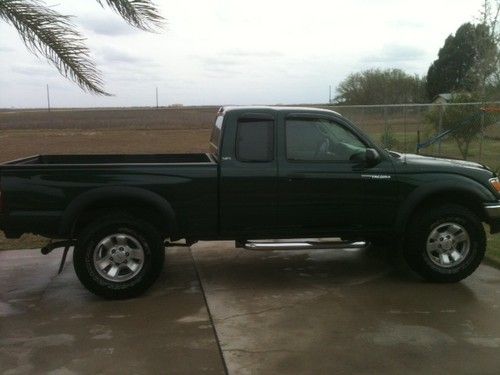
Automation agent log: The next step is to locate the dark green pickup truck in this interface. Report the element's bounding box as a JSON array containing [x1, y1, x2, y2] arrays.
[[1, 106, 499, 298]]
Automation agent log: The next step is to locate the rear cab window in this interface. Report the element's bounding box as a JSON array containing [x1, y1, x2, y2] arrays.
[[236, 116, 274, 162]]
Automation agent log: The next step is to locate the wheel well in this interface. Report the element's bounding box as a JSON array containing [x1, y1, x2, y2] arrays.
[[405, 190, 487, 230], [71, 201, 171, 238]]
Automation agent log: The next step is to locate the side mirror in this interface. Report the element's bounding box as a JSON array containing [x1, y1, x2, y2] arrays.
[[365, 148, 380, 166]]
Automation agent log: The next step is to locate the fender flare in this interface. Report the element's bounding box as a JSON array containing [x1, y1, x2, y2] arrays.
[[394, 176, 495, 233], [58, 186, 177, 236]]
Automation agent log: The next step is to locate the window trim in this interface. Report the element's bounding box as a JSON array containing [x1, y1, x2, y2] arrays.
[[235, 115, 275, 163], [284, 115, 368, 164]]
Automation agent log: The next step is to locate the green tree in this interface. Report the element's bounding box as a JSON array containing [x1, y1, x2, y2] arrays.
[[0, 0, 163, 95], [335, 69, 427, 105], [427, 93, 495, 160], [426, 21, 499, 100]]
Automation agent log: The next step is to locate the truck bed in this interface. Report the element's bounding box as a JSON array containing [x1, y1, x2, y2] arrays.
[[0, 152, 219, 239], [2, 153, 215, 166]]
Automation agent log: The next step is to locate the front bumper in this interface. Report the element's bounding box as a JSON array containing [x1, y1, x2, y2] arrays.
[[485, 202, 500, 234]]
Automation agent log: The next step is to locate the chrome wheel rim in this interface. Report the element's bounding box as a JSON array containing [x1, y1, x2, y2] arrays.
[[426, 222, 470, 268], [93, 233, 145, 282]]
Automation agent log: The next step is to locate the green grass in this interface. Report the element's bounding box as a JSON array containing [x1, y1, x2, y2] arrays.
[[486, 232, 500, 264]]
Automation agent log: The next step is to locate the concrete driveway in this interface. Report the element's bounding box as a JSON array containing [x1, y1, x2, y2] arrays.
[[1, 242, 500, 374]]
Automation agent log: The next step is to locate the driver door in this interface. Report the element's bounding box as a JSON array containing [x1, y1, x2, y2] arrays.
[[277, 114, 369, 235]]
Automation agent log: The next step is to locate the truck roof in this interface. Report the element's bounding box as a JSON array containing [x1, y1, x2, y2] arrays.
[[220, 105, 343, 118]]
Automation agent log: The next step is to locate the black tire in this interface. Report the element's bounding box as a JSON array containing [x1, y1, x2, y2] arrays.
[[404, 204, 486, 283], [73, 213, 165, 299]]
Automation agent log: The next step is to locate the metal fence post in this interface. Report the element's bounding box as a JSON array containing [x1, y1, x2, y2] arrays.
[[479, 109, 485, 162], [383, 106, 388, 148], [437, 105, 443, 155], [403, 105, 407, 153]]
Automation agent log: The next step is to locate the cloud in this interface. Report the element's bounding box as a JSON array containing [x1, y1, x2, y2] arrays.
[[196, 50, 285, 77], [98, 47, 144, 64], [193, 55, 243, 77], [223, 50, 284, 58], [79, 15, 138, 36], [11, 64, 54, 77], [362, 44, 426, 63], [388, 19, 426, 29]]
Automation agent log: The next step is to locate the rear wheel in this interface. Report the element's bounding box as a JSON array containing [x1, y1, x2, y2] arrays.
[[73, 213, 165, 299], [404, 204, 486, 282]]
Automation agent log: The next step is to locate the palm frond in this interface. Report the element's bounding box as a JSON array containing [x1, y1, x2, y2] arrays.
[[0, 0, 110, 95], [96, 0, 164, 31]]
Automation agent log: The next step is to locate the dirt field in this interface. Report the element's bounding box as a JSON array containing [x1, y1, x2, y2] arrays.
[[0, 129, 211, 162], [0, 106, 218, 130]]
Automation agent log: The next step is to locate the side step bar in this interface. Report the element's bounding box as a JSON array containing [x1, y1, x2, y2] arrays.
[[165, 239, 198, 247], [237, 239, 368, 251]]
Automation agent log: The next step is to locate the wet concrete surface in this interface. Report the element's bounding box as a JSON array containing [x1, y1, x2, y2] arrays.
[[1, 243, 500, 374], [0, 248, 225, 374], [191, 242, 500, 375]]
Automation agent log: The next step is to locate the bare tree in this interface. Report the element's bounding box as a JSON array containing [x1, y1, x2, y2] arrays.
[[0, 0, 164, 95], [476, 0, 500, 100]]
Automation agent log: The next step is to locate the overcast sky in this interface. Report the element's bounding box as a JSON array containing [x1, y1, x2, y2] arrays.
[[0, 0, 485, 108]]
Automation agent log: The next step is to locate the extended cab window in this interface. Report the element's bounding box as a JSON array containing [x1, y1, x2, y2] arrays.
[[286, 117, 366, 162], [236, 117, 274, 162], [209, 114, 224, 157]]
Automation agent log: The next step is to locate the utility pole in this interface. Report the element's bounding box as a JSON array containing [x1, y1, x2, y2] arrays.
[[155, 87, 159, 109], [329, 85, 332, 104], [46, 84, 51, 112]]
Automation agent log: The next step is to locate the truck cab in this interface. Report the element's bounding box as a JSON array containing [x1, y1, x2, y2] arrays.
[[212, 106, 398, 240]]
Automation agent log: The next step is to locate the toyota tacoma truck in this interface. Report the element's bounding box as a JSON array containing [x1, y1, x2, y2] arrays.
[[0, 106, 499, 299]]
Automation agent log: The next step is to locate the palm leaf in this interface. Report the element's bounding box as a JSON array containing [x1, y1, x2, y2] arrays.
[[96, 0, 164, 31], [0, 0, 110, 95]]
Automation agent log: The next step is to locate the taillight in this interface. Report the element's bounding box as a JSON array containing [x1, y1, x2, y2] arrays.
[[490, 177, 500, 194]]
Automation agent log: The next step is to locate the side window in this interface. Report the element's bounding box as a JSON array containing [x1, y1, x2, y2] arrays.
[[236, 117, 274, 162], [286, 117, 366, 162]]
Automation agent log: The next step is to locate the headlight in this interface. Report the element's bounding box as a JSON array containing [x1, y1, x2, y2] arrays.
[[490, 177, 500, 193]]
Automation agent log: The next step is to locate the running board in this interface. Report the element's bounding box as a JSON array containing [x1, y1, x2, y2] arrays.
[[237, 239, 368, 251]]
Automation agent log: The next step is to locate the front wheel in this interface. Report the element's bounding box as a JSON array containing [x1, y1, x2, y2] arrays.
[[73, 213, 165, 299], [404, 204, 486, 283]]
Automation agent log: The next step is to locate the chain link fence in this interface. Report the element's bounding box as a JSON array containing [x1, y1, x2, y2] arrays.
[[320, 102, 500, 173]]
